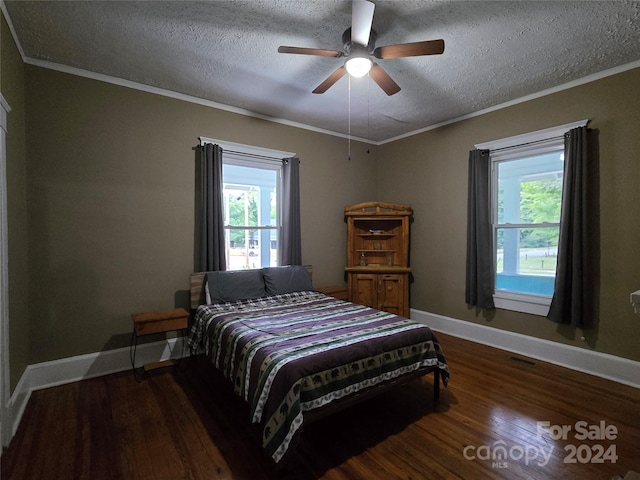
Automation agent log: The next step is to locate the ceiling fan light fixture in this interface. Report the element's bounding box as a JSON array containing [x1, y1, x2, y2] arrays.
[[345, 56, 373, 77]]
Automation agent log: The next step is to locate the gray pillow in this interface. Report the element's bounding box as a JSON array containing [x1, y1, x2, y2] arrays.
[[262, 266, 313, 295], [206, 269, 266, 304]]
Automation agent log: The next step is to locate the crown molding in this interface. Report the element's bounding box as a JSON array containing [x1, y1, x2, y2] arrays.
[[380, 59, 640, 145]]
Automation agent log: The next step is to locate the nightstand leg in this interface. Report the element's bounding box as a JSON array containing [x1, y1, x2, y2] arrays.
[[130, 330, 137, 370], [130, 330, 144, 382]]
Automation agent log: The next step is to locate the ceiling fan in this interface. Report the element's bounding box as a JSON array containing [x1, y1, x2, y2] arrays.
[[277, 0, 444, 96]]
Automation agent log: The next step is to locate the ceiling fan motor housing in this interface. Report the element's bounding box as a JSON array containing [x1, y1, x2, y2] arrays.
[[342, 28, 377, 54]]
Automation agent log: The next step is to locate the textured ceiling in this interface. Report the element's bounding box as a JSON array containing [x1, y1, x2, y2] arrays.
[[4, 0, 640, 142]]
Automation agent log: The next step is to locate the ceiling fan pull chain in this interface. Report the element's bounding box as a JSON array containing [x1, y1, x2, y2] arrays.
[[348, 74, 352, 160], [367, 74, 371, 142]]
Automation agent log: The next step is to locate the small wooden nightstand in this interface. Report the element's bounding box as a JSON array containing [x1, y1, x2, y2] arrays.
[[130, 308, 189, 372], [316, 286, 349, 301]]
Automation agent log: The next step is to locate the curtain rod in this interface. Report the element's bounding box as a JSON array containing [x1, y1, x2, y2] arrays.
[[196, 143, 290, 162], [488, 134, 566, 154], [476, 119, 588, 153], [198, 136, 296, 160], [222, 149, 288, 162]]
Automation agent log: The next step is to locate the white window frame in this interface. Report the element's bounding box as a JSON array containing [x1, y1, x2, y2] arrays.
[[475, 119, 588, 316], [198, 137, 295, 270], [224, 156, 281, 269]]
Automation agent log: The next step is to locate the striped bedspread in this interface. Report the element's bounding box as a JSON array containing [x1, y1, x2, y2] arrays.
[[188, 291, 449, 464]]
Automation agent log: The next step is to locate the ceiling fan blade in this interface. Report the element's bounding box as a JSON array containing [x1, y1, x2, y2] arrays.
[[278, 46, 343, 57], [351, 0, 375, 46], [369, 63, 401, 96], [313, 66, 347, 94], [374, 39, 445, 59]]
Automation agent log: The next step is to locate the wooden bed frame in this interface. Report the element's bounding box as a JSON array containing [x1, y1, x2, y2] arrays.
[[188, 269, 442, 407]]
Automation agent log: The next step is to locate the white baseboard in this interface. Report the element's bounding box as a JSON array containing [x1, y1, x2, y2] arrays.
[[5, 313, 639, 451], [411, 308, 640, 390], [6, 336, 188, 444]]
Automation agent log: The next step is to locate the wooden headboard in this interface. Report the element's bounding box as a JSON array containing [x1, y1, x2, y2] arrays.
[[190, 265, 313, 310], [190, 272, 208, 310]]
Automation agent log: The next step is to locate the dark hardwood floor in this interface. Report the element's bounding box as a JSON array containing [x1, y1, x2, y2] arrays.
[[2, 333, 639, 479]]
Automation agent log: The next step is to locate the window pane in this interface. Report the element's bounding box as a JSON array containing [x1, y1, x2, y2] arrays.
[[225, 189, 258, 226], [223, 163, 277, 228], [497, 152, 564, 224], [222, 162, 280, 271], [495, 226, 559, 296], [226, 228, 278, 270]]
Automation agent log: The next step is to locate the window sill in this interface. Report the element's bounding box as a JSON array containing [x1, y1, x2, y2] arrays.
[[493, 291, 551, 316]]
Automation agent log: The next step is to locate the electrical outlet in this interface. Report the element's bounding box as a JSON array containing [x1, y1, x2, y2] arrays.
[[631, 290, 640, 315]]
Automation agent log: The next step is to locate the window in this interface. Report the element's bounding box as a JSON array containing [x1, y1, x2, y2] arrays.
[[476, 120, 587, 315], [200, 138, 294, 271], [223, 158, 280, 270], [493, 147, 563, 310]]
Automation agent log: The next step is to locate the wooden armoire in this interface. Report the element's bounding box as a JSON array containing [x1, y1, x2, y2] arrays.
[[344, 202, 412, 318]]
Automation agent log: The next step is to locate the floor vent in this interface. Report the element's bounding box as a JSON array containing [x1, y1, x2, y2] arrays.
[[509, 356, 536, 367]]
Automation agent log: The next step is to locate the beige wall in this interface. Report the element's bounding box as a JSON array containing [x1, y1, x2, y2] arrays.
[[5, 18, 640, 372], [24, 65, 375, 363], [378, 67, 640, 362], [2, 12, 29, 393]]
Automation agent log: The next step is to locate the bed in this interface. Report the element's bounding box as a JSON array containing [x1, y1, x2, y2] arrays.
[[187, 265, 449, 464]]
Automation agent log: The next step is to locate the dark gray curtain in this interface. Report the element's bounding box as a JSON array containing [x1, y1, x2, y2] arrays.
[[465, 149, 495, 309], [279, 157, 302, 265], [547, 126, 593, 326], [197, 143, 227, 272]]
